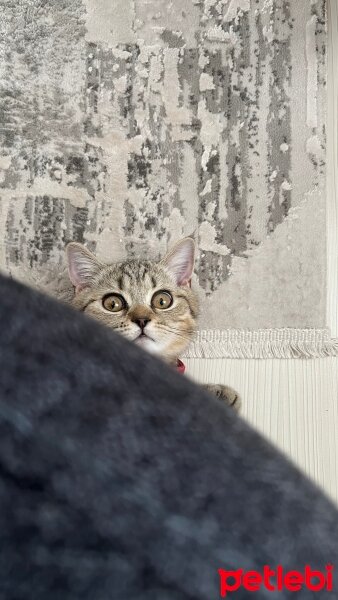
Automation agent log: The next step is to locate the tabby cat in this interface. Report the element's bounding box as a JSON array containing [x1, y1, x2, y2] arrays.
[[66, 237, 240, 411]]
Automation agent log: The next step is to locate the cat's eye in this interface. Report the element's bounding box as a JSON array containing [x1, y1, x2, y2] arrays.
[[151, 290, 173, 310], [102, 294, 126, 312]]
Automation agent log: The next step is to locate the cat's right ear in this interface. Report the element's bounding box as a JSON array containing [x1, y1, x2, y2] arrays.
[[161, 237, 195, 287], [66, 242, 102, 293]]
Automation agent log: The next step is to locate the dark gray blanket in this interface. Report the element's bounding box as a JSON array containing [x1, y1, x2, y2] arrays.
[[0, 275, 336, 599]]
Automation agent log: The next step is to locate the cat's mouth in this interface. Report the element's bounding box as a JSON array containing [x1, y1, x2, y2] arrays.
[[135, 332, 154, 342]]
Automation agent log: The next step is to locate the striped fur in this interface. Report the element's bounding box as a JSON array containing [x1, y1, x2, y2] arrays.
[[67, 239, 199, 364], [66, 238, 241, 411]]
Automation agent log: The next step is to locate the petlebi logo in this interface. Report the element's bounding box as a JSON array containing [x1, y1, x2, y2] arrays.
[[218, 565, 334, 596]]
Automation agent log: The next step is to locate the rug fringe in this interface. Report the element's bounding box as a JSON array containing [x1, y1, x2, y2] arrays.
[[183, 328, 338, 359]]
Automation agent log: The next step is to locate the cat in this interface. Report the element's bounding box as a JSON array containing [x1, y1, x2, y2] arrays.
[[66, 237, 241, 412]]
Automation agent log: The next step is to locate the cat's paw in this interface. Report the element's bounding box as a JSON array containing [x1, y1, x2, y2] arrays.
[[203, 384, 241, 413]]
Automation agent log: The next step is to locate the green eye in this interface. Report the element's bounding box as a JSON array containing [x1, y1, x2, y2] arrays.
[[102, 294, 126, 312], [151, 290, 173, 310]]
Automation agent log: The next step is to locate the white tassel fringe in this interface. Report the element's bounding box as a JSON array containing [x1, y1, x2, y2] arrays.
[[183, 328, 338, 359]]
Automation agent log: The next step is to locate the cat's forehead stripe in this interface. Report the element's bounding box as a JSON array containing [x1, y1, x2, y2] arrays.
[[99, 260, 169, 294]]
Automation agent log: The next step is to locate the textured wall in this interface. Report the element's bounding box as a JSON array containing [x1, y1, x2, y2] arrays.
[[0, 0, 327, 333]]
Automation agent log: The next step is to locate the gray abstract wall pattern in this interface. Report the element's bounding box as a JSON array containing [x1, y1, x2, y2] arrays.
[[0, 0, 330, 356]]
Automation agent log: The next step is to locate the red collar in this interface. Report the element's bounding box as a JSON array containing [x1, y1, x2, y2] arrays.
[[176, 359, 186, 374]]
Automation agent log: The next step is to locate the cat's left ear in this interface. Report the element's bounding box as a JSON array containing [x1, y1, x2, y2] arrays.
[[161, 237, 195, 287]]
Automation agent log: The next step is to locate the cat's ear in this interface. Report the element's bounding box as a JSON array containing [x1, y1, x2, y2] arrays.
[[66, 242, 102, 293], [161, 237, 195, 287]]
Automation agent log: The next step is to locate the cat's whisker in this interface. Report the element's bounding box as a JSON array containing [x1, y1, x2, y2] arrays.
[[155, 324, 194, 343], [156, 323, 194, 334]]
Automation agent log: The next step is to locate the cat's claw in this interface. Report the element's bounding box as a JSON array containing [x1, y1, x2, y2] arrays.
[[203, 384, 242, 413]]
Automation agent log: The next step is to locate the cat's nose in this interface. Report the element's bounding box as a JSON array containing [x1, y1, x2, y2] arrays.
[[133, 318, 150, 330]]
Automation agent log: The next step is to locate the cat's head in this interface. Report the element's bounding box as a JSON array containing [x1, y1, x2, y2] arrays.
[[66, 238, 199, 362]]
